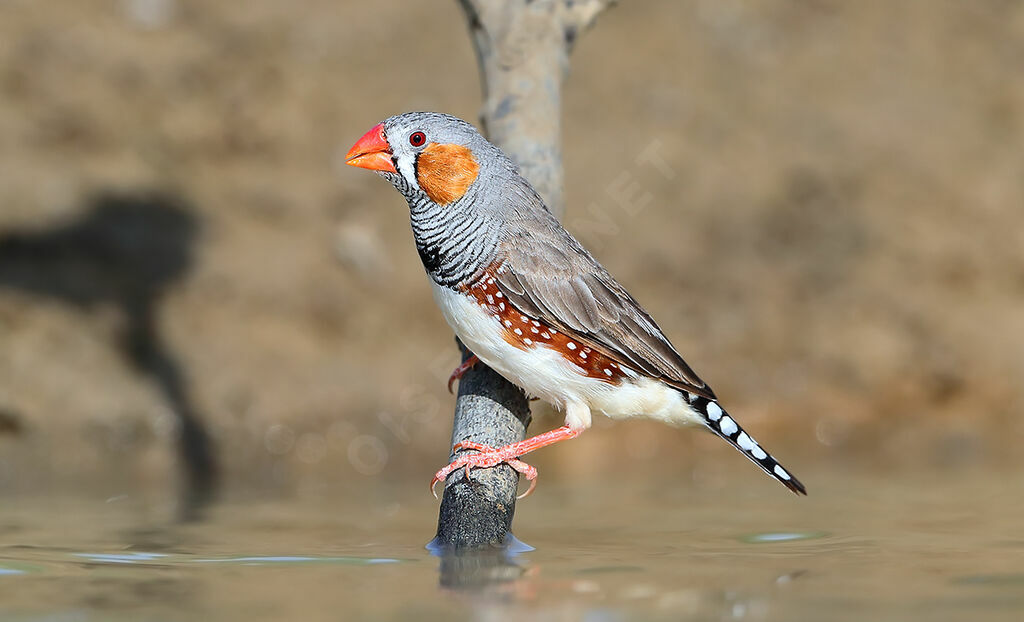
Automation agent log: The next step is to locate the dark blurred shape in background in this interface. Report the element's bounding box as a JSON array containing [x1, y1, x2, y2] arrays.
[[0, 192, 216, 511]]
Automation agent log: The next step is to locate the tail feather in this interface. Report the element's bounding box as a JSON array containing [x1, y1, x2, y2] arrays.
[[686, 393, 806, 495]]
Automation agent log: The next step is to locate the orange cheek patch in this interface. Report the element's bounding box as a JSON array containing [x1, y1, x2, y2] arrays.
[[415, 143, 480, 205]]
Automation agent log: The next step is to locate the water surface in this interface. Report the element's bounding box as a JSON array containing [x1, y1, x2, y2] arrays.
[[0, 469, 1020, 621]]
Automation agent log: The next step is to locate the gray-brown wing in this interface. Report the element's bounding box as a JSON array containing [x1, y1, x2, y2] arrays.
[[493, 228, 717, 400]]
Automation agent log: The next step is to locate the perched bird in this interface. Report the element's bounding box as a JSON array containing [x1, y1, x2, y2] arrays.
[[346, 112, 805, 498]]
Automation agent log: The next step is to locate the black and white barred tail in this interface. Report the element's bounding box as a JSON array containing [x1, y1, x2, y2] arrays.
[[686, 392, 806, 495]]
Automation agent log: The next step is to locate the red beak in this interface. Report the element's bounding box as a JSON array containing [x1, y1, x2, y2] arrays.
[[345, 123, 397, 173]]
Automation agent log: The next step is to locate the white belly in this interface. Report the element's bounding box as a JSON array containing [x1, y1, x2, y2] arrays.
[[430, 282, 705, 428]]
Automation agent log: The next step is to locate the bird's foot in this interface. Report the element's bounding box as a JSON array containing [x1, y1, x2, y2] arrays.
[[429, 425, 584, 500], [447, 354, 480, 393], [430, 440, 538, 500]]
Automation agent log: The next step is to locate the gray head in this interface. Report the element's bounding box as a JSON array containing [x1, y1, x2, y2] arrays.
[[345, 112, 533, 285], [345, 112, 513, 207]]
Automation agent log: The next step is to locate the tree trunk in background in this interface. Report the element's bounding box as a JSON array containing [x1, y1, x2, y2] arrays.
[[434, 0, 613, 550]]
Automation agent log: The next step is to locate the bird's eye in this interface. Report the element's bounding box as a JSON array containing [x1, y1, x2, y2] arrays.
[[409, 131, 426, 147]]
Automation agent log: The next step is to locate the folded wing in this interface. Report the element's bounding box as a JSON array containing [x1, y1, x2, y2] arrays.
[[493, 221, 716, 400]]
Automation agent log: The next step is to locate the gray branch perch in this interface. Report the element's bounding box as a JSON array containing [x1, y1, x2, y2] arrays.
[[434, 0, 613, 550]]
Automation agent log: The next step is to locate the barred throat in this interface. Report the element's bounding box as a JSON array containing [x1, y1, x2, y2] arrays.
[[685, 392, 807, 495], [408, 189, 499, 288]]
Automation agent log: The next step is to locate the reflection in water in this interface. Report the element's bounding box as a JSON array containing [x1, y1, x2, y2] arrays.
[[741, 531, 829, 543], [428, 533, 532, 591], [0, 192, 217, 518], [191, 556, 403, 565], [0, 567, 27, 575], [73, 552, 170, 564]]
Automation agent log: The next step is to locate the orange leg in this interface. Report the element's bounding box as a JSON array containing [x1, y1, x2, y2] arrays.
[[430, 425, 583, 499], [447, 354, 480, 394]]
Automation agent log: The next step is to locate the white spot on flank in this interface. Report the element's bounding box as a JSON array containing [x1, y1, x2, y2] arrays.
[[495, 292, 503, 298], [520, 316, 528, 322], [549, 328, 557, 335], [514, 328, 522, 335], [603, 369, 613, 376], [752, 446, 768, 460], [499, 302, 506, 311], [486, 295, 494, 304], [719, 415, 738, 436], [532, 320, 540, 327], [541, 332, 550, 339], [567, 342, 577, 350], [706, 402, 723, 420], [504, 320, 512, 327], [487, 278, 494, 284], [736, 432, 754, 450], [524, 338, 532, 345], [774, 465, 791, 480], [580, 351, 588, 359]]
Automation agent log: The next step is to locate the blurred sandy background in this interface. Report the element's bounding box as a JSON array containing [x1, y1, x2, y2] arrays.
[[0, 0, 1021, 499]]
